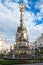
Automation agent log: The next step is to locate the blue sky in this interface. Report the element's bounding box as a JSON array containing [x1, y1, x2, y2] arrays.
[[0, 0, 43, 42]]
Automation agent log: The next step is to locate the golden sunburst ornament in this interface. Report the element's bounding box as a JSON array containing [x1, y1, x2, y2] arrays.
[[20, 4, 25, 12]]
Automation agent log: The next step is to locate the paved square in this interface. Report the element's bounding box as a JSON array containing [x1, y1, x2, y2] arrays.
[[17, 63, 43, 65]]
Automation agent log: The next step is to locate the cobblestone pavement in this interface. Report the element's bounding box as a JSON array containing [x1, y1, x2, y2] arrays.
[[15, 63, 43, 65]]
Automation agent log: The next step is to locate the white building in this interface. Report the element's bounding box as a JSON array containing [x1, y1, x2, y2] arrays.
[[0, 33, 15, 53], [35, 33, 43, 48], [0, 40, 15, 53]]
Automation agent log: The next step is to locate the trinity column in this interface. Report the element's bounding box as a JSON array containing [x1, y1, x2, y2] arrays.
[[16, 4, 29, 49]]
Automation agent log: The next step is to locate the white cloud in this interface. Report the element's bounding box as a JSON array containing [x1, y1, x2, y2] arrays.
[[35, 0, 43, 20], [0, 0, 43, 43], [24, 10, 43, 42], [0, 1, 20, 41], [23, 0, 28, 4]]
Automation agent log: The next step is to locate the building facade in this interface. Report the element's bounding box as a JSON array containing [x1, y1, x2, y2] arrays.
[[0, 34, 15, 54], [35, 33, 43, 48]]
